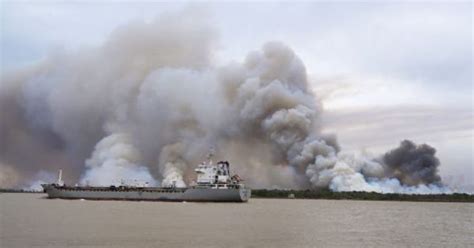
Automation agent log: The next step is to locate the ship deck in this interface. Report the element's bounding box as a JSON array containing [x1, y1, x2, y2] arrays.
[[48, 184, 243, 193]]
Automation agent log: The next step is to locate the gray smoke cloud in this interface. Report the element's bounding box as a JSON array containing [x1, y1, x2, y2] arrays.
[[0, 9, 452, 193], [383, 140, 441, 186]]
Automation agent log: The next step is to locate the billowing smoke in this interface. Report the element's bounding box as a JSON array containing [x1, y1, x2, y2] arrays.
[[80, 133, 156, 186], [158, 143, 188, 188], [383, 140, 441, 186], [0, 9, 452, 193], [302, 142, 448, 194]]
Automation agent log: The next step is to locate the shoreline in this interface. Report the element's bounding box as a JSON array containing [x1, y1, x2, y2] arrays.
[[2, 188, 473, 203], [251, 189, 474, 203]]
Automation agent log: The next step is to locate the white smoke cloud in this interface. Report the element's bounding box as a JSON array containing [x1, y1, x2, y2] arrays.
[[26, 170, 56, 191], [80, 133, 156, 186], [158, 143, 188, 188]]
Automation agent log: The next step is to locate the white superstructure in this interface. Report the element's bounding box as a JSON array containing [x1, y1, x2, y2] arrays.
[[195, 161, 230, 184]]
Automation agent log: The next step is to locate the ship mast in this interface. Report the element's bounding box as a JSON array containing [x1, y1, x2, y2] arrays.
[[207, 147, 215, 165], [56, 169, 64, 186]]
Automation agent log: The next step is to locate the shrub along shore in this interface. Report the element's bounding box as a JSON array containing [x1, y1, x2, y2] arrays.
[[0, 188, 43, 193], [251, 189, 474, 202]]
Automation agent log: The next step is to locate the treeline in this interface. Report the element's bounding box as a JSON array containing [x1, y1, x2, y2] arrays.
[[251, 189, 474, 202], [0, 188, 42, 193]]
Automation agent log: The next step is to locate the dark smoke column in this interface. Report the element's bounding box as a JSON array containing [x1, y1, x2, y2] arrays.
[[383, 140, 442, 186]]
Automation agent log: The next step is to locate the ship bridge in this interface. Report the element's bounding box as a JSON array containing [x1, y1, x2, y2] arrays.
[[195, 160, 231, 185]]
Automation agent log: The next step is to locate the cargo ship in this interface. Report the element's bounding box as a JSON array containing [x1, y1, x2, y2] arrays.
[[42, 157, 251, 202]]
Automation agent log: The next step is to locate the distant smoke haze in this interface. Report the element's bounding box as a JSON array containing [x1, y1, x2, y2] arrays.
[[0, 9, 458, 194]]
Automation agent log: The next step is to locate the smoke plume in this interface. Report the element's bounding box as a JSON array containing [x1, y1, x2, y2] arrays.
[[80, 133, 156, 186], [383, 140, 441, 186], [0, 9, 452, 193]]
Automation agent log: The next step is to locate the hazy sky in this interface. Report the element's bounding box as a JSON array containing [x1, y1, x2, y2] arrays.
[[1, 1, 472, 188]]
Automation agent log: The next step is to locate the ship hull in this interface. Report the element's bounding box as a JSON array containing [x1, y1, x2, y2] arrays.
[[42, 184, 251, 202]]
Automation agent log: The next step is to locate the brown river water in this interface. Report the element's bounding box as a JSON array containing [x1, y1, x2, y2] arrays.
[[0, 193, 472, 248]]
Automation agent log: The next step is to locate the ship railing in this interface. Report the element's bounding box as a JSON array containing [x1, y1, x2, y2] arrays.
[[193, 183, 242, 189]]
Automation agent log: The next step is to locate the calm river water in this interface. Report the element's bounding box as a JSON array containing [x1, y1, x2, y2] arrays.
[[1, 193, 472, 248]]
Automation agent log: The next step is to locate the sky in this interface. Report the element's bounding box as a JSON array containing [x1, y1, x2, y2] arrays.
[[1, 1, 472, 190]]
